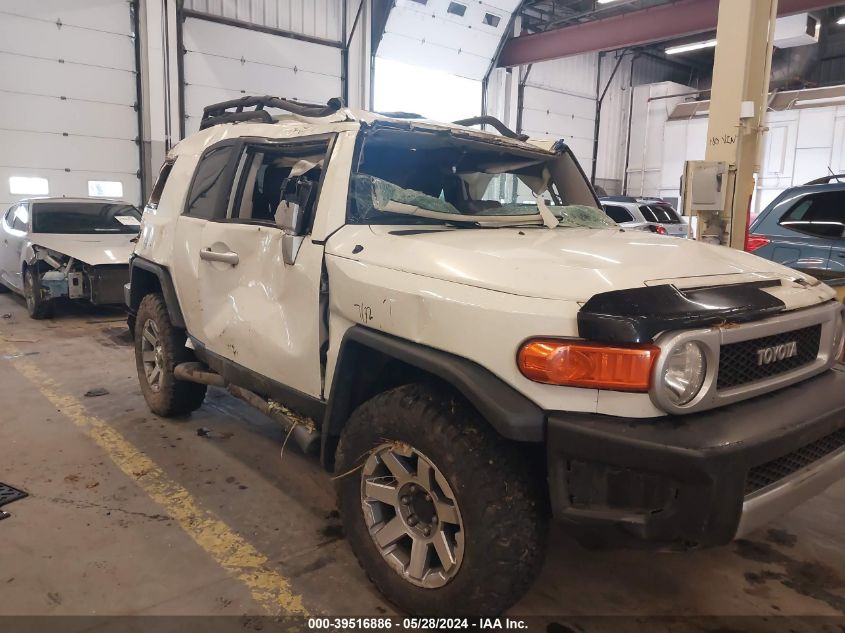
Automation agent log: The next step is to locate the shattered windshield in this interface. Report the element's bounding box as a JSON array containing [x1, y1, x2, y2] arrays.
[[348, 127, 614, 229]]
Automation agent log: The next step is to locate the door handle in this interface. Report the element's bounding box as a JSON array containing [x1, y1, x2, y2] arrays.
[[200, 248, 239, 266]]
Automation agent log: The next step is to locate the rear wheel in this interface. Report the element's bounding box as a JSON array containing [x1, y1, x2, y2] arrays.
[[335, 383, 547, 616], [134, 293, 206, 416], [23, 267, 52, 319]]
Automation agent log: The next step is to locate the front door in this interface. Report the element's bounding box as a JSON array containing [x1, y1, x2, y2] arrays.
[[193, 137, 333, 399]]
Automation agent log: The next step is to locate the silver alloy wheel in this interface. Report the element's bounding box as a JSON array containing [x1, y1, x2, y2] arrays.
[[361, 442, 465, 588], [141, 319, 164, 393]]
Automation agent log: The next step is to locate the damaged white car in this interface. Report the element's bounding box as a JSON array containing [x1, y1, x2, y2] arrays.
[[0, 197, 141, 319]]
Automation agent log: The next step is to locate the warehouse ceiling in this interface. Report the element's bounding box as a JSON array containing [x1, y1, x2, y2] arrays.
[[512, 1, 845, 91], [518, 0, 678, 33]]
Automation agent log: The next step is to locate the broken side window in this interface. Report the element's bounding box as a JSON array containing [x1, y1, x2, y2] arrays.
[[229, 139, 330, 229]]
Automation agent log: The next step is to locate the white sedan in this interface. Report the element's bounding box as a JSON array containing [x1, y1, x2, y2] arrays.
[[0, 197, 140, 319]]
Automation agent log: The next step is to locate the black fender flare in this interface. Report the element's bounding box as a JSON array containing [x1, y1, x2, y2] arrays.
[[128, 256, 186, 329], [321, 326, 545, 468]]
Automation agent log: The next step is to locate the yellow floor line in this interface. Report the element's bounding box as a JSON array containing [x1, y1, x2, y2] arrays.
[[2, 342, 308, 616]]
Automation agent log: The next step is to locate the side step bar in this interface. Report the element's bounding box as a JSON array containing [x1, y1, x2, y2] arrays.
[[174, 362, 320, 455]]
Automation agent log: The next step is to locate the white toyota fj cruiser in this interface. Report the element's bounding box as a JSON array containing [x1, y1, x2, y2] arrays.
[[127, 96, 845, 616]]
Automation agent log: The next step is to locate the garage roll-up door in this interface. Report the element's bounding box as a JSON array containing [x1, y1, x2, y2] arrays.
[[181, 16, 343, 135], [0, 0, 141, 208]]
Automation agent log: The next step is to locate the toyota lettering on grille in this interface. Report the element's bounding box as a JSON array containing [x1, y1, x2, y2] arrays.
[[756, 341, 798, 366]]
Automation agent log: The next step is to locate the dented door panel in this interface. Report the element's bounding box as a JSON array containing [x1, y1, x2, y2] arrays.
[[197, 221, 325, 398]]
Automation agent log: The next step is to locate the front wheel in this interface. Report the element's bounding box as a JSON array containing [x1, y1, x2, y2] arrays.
[[23, 267, 52, 319], [335, 384, 548, 616], [134, 293, 206, 416]]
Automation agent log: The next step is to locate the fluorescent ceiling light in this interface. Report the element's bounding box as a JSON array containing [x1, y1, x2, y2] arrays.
[[838, 16, 845, 25], [665, 39, 717, 55], [793, 95, 845, 107], [597, 0, 624, 3]]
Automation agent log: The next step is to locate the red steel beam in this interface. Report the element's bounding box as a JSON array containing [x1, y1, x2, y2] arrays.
[[499, 0, 841, 68]]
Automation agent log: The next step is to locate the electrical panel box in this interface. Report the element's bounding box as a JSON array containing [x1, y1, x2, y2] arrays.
[[683, 160, 728, 211]]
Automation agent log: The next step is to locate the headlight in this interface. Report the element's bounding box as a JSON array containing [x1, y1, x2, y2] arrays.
[[661, 341, 707, 405]]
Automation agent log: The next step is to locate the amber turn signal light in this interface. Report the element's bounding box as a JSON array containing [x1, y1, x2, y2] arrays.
[[517, 339, 660, 391]]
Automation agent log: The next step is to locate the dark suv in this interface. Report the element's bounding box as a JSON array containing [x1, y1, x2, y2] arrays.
[[747, 176, 845, 279]]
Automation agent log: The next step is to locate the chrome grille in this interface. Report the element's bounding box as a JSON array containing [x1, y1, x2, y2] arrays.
[[745, 428, 845, 495], [717, 325, 821, 390]]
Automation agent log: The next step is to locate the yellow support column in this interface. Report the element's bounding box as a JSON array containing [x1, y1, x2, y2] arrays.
[[701, 0, 778, 249]]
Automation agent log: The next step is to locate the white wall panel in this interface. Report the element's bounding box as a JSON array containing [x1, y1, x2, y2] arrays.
[[521, 86, 595, 167], [796, 108, 836, 149], [831, 115, 845, 173], [643, 103, 845, 216], [0, 0, 141, 207], [0, 92, 138, 140], [528, 53, 598, 99], [759, 111, 798, 190], [595, 53, 631, 190], [625, 82, 696, 198], [181, 16, 342, 134], [0, 56, 137, 106], [793, 147, 833, 185], [519, 53, 599, 172], [1, 0, 132, 32], [184, 0, 343, 42]]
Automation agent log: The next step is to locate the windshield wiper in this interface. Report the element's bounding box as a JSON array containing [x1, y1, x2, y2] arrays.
[[491, 222, 546, 229], [445, 221, 481, 228]]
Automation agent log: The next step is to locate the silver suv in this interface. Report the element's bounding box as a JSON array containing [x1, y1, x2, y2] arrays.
[[601, 196, 688, 238]]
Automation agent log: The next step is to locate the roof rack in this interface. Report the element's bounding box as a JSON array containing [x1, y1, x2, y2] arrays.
[[199, 96, 345, 130], [452, 115, 529, 142], [804, 173, 845, 185]]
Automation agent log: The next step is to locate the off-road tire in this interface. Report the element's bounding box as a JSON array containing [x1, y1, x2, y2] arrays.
[[23, 266, 53, 320], [134, 293, 206, 416], [335, 383, 548, 616]]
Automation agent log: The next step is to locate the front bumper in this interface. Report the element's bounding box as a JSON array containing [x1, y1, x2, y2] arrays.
[[547, 365, 845, 548]]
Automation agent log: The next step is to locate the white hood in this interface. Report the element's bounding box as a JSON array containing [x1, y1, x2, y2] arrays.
[[31, 234, 136, 266], [328, 226, 821, 302]]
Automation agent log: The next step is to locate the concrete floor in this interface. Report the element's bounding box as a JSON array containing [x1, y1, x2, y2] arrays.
[[2, 292, 845, 625]]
